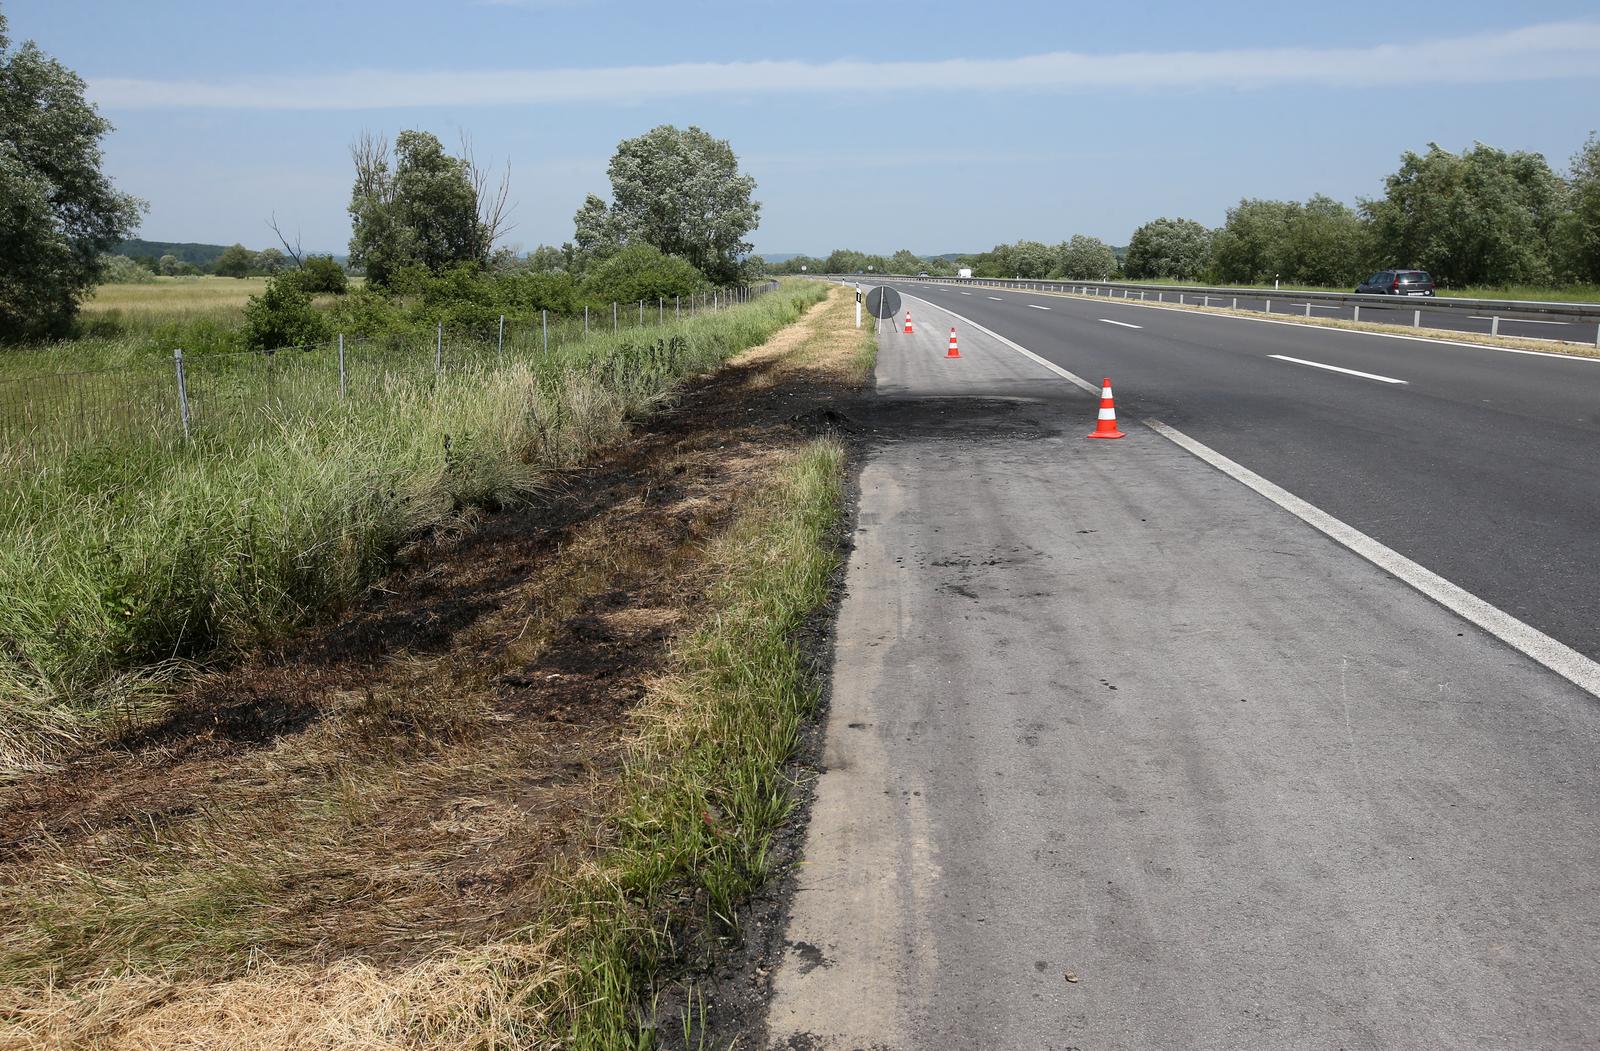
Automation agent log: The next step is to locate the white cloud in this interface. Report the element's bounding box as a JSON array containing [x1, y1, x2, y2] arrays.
[[88, 21, 1600, 111]]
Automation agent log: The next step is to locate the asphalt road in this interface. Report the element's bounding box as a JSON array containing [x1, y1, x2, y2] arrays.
[[905, 278, 1600, 345], [765, 299, 1600, 1049], [875, 280, 1600, 663]]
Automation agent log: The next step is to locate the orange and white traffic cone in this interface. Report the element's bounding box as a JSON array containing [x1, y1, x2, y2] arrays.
[[946, 327, 961, 359], [904, 311, 914, 334], [1087, 377, 1125, 439]]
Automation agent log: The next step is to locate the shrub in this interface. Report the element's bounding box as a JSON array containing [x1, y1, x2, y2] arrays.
[[97, 254, 156, 284], [291, 255, 348, 295], [579, 245, 705, 306], [241, 276, 332, 350]]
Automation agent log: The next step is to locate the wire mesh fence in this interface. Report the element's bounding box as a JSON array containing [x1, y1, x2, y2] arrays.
[[0, 283, 778, 456]]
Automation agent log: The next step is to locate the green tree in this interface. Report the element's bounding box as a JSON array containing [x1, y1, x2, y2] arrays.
[[241, 275, 331, 350], [1210, 199, 1297, 284], [1124, 217, 1212, 280], [0, 13, 143, 343], [572, 192, 621, 266], [214, 243, 256, 278], [579, 125, 760, 285], [348, 130, 494, 287], [579, 244, 705, 304], [255, 247, 288, 274], [157, 253, 180, 276], [527, 244, 572, 272], [969, 244, 1014, 278], [1284, 195, 1368, 287], [889, 249, 927, 274], [97, 254, 155, 284], [1363, 142, 1566, 287], [1561, 133, 1600, 283], [290, 255, 348, 295], [1055, 235, 1117, 280], [1006, 240, 1055, 279]]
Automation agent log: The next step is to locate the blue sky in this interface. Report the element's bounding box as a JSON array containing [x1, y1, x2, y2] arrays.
[[8, 0, 1600, 256]]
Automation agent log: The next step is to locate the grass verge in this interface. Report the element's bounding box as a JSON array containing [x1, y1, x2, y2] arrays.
[[0, 284, 875, 1049], [0, 282, 827, 774]]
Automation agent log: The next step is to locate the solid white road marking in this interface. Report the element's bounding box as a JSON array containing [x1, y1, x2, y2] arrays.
[[1100, 318, 1142, 329], [896, 280, 1600, 701], [949, 279, 1600, 362], [1028, 304, 1051, 311], [1469, 316, 1569, 326], [1269, 354, 1408, 384], [896, 291, 1099, 394], [1148, 420, 1600, 701]]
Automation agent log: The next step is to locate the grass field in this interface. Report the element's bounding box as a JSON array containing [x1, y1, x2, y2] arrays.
[[82, 275, 273, 315], [0, 283, 875, 1049], [0, 279, 829, 773]]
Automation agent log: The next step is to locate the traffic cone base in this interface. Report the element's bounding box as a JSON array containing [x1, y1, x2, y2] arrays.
[[946, 327, 961, 359], [1087, 376, 1125, 439]]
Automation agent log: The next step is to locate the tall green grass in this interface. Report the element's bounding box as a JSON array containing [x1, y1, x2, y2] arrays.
[[0, 282, 828, 772]]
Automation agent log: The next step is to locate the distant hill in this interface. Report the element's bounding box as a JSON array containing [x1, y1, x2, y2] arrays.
[[113, 239, 238, 268], [112, 239, 350, 268]]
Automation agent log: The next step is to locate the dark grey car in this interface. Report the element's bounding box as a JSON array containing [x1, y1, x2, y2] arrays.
[[1356, 269, 1436, 296]]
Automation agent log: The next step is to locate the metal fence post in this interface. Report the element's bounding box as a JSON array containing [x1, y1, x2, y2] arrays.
[[338, 333, 346, 401], [584, 305, 589, 334], [1413, 309, 1421, 327], [1304, 302, 1312, 318], [435, 322, 443, 372], [659, 296, 663, 324], [497, 314, 505, 358], [638, 299, 643, 326], [1231, 297, 1237, 309], [542, 309, 548, 353], [1265, 299, 1271, 313], [1595, 323, 1599, 349], [1179, 294, 1185, 305], [173, 348, 191, 439], [1353, 304, 1360, 323], [1202, 295, 1210, 308], [1491, 316, 1500, 337], [676, 295, 681, 320], [612, 301, 617, 333]]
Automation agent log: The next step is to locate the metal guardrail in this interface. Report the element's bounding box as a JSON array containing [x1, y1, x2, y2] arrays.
[[822, 274, 1600, 337]]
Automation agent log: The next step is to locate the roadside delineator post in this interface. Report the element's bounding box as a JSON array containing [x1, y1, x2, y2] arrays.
[[904, 311, 914, 335], [946, 327, 961, 359], [1087, 377, 1125, 440]]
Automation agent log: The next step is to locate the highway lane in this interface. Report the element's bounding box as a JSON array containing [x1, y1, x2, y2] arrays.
[[767, 299, 1600, 1049], [905, 278, 1599, 345], [877, 279, 1600, 662]]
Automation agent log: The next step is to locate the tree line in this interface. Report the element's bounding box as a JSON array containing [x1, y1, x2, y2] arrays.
[[0, 12, 764, 347], [774, 137, 1600, 291]]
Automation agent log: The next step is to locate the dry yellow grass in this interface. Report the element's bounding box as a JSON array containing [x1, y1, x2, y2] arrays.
[[81, 276, 272, 316]]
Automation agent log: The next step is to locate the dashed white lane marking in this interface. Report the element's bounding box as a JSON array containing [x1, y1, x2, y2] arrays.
[[1028, 304, 1051, 311], [1148, 420, 1600, 701], [1268, 354, 1407, 384], [960, 291, 972, 295], [1100, 318, 1142, 329], [988, 296, 1004, 301], [1469, 316, 1569, 326]]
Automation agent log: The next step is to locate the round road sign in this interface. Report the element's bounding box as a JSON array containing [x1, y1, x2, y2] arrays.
[[864, 286, 901, 321]]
